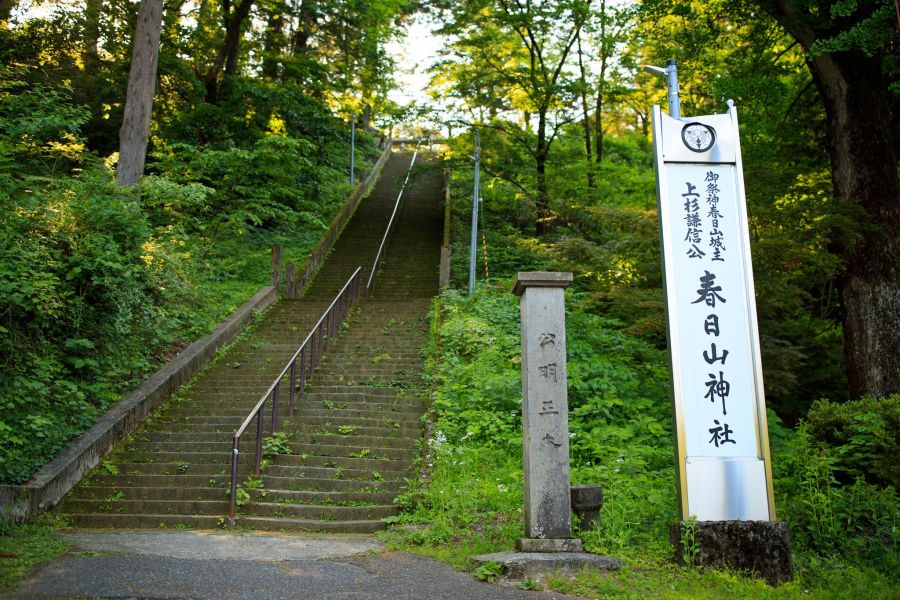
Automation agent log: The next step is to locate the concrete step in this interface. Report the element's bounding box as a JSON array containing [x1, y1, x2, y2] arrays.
[[239, 502, 397, 521], [264, 454, 413, 473], [78, 474, 401, 493], [61, 498, 230, 516], [64, 513, 389, 533]]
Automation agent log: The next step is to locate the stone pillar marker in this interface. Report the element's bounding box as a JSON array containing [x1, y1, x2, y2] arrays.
[[473, 271, 622, 583], [512, 271, 581, 552]]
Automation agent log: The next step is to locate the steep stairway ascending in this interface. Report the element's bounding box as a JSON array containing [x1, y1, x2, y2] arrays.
[[231, 152, 443, 531], [57, 149, 444, 532]]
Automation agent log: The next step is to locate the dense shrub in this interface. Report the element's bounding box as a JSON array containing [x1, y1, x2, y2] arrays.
[[802, 395, 899, 488], [0, 170, 190, 483], [775, 416, 898, 573]]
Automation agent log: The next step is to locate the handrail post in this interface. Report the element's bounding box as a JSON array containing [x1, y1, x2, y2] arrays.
[[342, 287, 348, 320], [336, 294, 343, 334], [272, 383, 279, 432], [254, 411, 263, 476], [326, 309, 332, 346], [299, 347, 306, 399], [229, 439, 239, 519], [289, 363, 296, 417], [308, 331, 317, 379]]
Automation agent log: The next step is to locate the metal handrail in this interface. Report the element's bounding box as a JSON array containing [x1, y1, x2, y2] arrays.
[[365, 141, 423, 293], [228, 267, 363, 519]]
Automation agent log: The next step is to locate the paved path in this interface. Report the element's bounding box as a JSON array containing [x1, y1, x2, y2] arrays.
[[4, 531, 584, 599]]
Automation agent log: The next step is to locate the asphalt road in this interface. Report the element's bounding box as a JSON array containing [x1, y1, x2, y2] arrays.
[[3, 531, 585, 600]]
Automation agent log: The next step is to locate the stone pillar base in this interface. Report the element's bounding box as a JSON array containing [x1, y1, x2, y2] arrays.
[[516, 537, 582, 553], [474, 550, 621, 585], [669, 520, 792, 585]]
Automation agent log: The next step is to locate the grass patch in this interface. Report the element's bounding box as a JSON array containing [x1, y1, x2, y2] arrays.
[[0, 517, 70, 592], [542, 555, 897, 599]]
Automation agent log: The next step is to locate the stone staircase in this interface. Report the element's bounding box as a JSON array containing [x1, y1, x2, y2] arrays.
[[57, 149, 443, 532]]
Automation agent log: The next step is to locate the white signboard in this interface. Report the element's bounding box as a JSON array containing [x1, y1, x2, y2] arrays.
[[652, 102, 775, 522]]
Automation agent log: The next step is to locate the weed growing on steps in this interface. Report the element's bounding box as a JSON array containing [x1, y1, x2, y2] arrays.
[[262, 432, 293, 457]]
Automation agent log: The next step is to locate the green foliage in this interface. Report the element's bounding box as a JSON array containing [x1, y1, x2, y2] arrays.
[[0, 166, 192, 483], [262, 432, 293, 458], [0, 64, 380, 485], [775, 418, 898, 573], [472, 561, 503, 583], [801, 395, 899, 488], [232, 487, 251, 508], [543, 554, 897, 599], [149, 136, 320, 236], [680, 515, 700, 566], [0, 67, 90, 186]]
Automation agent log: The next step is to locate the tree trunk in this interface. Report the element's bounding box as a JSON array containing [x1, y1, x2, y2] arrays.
[[594, 86, 604, 163], [83, 0, 102, 67], [811, 52, 900, 398], [769, 2, 900, 398], [116, 0, 163, 188], [292, 0, 316, 55], [594, 0, 608, 164], [535, 108, 551, 236], [204, 0, 254, 103], [594, 49, 608, 163], [0, 0, 17, 27], [261, 0, 285, 80], [223, 0, 253, 75], [576, 31, 594, 189]]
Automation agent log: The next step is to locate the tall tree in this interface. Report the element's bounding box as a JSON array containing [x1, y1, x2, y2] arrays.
[[435, 0, 591, 234], [575, 29, 594, 188], [755, 0, 900, 398], [117, 0, 163, 187], [0, 0, 16, 27], [83, 0, 102, 67], [202, 0, 255, 102], [261, 0, 287, 80], [589, 0, 628, 164]]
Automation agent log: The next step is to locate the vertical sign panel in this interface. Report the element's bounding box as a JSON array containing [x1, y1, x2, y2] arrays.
[[652, 104, 775, 522]]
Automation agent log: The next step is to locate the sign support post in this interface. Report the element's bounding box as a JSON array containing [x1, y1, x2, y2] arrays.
[[350, 113, 356, 185], [468, 129, 481, 295]]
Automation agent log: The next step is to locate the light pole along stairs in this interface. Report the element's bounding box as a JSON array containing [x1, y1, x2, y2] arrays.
[[57, 147, 444, 532]]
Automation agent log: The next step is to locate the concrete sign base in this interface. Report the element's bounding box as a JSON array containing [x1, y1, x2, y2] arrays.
[[669, 520, 792, 585]]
